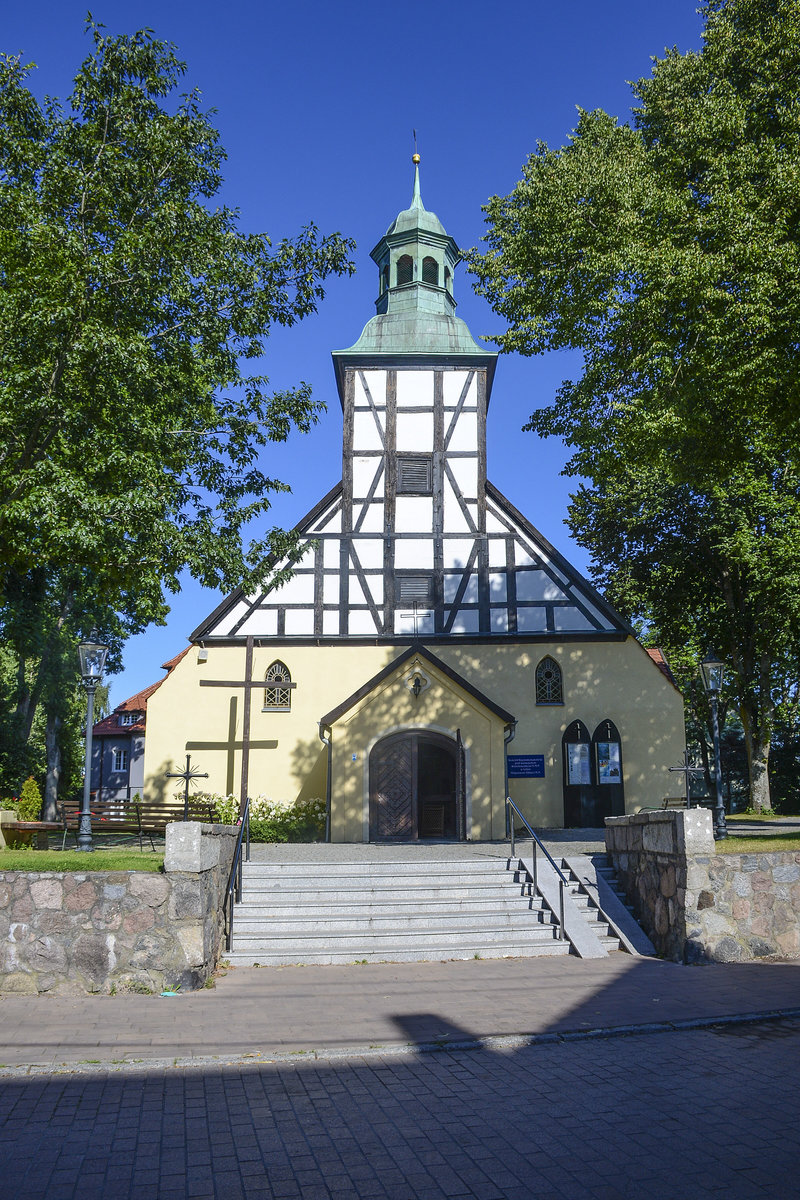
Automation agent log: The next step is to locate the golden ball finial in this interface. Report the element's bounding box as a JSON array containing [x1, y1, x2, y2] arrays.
[[412, 153, 420, 164]]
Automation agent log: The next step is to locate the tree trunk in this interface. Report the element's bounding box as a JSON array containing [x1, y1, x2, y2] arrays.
[[747, 732, 772, 813], [43, 711, 62, 821]]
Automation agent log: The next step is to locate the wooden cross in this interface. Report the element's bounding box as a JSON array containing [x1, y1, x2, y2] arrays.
[[165, 753, 209, 820], [199, 636, 292, 814], [186, 697, 277, 798], [668, 750, 705, 808]]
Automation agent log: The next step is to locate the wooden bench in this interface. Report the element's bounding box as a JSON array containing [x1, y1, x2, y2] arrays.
[[58, 797, 217, 851]]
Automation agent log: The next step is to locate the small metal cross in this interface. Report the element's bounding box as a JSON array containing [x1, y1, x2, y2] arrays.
[[400, 600, 420, 637], [668, 750, 705, 808], [165, 753, 209, 820]]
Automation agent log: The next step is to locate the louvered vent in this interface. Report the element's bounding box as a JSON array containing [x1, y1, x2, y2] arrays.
[[422, 256, 439, 286], [397, 456, 432, 494], [396, 254, 413, 285], [398, 575, 434, 604]]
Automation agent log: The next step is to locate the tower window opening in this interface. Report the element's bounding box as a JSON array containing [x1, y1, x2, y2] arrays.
[[445, 266, 452, 291], [396, 254, 413, 286], [381, 265, 389, 294], [422, 256, 439, 286]]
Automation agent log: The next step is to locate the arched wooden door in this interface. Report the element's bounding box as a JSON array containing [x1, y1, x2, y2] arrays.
[[369, 731, 464, 841]]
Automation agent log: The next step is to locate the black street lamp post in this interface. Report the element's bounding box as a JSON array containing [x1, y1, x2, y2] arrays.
[[699, 649, 728, 840], [77, 632, 109, 852]]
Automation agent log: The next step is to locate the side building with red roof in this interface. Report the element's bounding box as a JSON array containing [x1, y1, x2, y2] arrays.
[[90, 652, 188, 802]]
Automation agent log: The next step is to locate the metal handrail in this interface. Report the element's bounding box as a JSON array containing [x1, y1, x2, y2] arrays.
[[224, 795, 251, 952], [506, 796, 569, 941]]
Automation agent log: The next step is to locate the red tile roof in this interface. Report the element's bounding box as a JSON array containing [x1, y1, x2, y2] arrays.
[[93, 646, 191, 736], [646, 647, 680, 690]]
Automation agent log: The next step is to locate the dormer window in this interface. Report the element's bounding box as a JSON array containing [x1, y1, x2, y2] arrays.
[[118, 712, 140, 726], [396, 254, 413, 286], [422, 256, 439, 286]]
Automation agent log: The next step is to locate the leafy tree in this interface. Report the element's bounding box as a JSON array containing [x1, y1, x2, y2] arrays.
[[468, 0, 800, 811], [0, 21, 354, 801]]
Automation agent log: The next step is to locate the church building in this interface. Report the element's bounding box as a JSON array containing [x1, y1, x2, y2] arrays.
[[143, 160, 685, 839]]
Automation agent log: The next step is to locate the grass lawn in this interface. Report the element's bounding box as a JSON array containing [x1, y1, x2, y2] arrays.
[[727, 811, 800, 821], [0, 848, 164, 871], [717, 831, 800, 854]]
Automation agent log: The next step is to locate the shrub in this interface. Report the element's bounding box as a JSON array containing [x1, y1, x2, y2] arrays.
[[204, 793, 326, 842], [15, 776, 43, 821]]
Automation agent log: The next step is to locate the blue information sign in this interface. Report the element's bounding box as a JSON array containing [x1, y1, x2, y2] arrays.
[[507, 754, 545, 779]]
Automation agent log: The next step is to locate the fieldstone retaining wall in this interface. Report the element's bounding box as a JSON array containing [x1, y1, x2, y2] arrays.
[[0, 822, 237, 994], [605, 809, 800, 963]]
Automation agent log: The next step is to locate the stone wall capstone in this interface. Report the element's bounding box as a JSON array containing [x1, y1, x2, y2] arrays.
[[605, 809, 800, 962], [0, 822, 237, 994]]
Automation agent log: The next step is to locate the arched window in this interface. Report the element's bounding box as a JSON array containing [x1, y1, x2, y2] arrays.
[[264, 661, 292, 711], [422, 256, 439, 286], [396, 254, 413, 286], [535, 656, 563, 704], [444, 266, 452, 292], [381, 265, 389, 294]]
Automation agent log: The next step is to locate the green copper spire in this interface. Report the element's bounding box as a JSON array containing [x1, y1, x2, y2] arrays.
[[334, 155, 494, 363]]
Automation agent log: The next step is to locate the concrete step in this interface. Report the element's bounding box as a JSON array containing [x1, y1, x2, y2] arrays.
[[241, 859, 510, 879], [239, 883, 536, 904], [236, 898, 550, 920], [226, 940, 571, 966], [234, 910, 556, 935]]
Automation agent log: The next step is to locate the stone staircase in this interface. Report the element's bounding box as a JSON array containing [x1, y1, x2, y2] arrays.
[[228, 855, 579, 966]]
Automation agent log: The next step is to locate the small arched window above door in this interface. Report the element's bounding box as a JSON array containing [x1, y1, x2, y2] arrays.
[[535, 656, 563, 704], [264, 661, 292, 711], [396, 254, 413, 286]]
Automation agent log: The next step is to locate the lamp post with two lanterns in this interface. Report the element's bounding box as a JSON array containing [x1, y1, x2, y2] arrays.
[[77, 632, 109, 853], [699, 649, 728, 841]]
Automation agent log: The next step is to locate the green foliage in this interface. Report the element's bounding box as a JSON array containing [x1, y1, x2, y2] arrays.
[[468, 0, 800, 810], [207, 793, 326, 842], [15, 775, 42, 820], [0, 21, 354, 802]]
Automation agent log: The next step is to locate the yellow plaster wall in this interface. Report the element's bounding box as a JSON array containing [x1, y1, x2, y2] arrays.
[[143, 637, 684, 836]]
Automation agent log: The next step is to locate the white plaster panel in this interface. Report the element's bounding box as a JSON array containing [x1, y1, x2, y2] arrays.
[[396, 370, 433, 407], [353, 410, 384, 451], [396, 608, 434, 635], [349, 610, 381, 635], [485, 510, 508, 534], [516, 607, 549, 632], [396, 410, 433, 451], [488, 537, 507, 568], [514, 542, 541, 568], [237, 607, 277, 636], [352, 538, 384, 569], [449, 609, 480, 633], [445, 409, 478, 452], [554, 608, 595, 631], [348, 577, 366, 607], [212, 599, 249, 634], [272, 572, 315, 605], [491, 608, 509, 633], [312, 509, 341, 534], [443, 572, 478, 604], [393, 538, 433, 569], [323, 575, 340, 604], [516, 570, 566, 602], [356, 503, 385, 533], [323, 538, 341, 569], [489, 572, 507, 602], [352, 456, 383, 497], [282, 609, 314, 636], [443, 489, 473, 532], [442, 538, 476, 569], [323, 610, 339, 636], [447, 456, 477, 496], [360, 574, 384, 605], [358, 370, 387, 405], [442, 371, 475, 407], [394, 495, 433, 532]]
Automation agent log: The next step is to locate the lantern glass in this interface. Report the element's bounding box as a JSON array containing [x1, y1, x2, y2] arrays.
[[78, 635, 109, 682], [700, 651, 725, 695]]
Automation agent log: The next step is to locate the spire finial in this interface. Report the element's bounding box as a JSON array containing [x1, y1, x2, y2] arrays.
[[411, 130, 422, 207]]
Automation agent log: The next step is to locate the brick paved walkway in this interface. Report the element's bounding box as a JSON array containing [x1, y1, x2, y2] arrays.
[[1, 1017, 798, 1199]]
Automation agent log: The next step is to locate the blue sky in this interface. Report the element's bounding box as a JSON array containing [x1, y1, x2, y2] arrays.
[[5, 2, 705, 706]]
